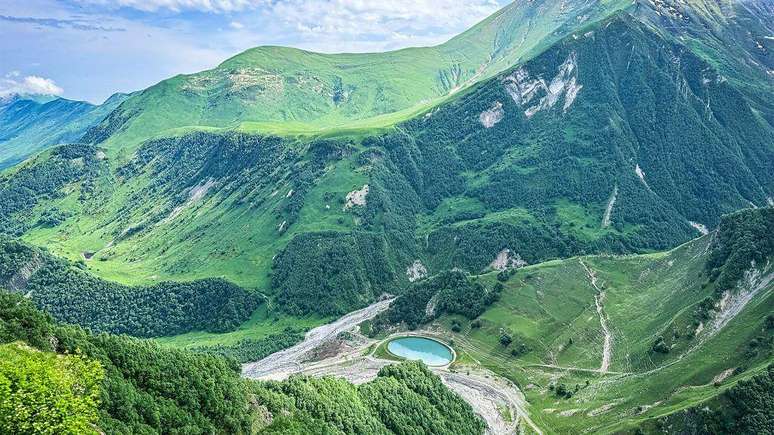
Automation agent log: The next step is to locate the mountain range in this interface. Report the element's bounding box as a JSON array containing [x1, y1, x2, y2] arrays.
[[0, 1, 772, 434]]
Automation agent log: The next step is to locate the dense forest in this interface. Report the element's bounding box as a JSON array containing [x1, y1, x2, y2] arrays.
[[705, 208, 774, 294], [0, 144, 104, 236], [254, 362, 485, 434], [272, 231, 398, 316], [0, 292, 255, 434], [0, 238, 260, 338], [0, 293, 486, 434], [371, 271, 501, 331]]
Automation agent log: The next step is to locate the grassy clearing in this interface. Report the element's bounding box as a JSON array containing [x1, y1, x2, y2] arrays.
[[155, 305, 328, 349]]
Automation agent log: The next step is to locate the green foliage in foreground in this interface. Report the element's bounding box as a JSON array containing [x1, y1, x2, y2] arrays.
[[0, 237, 260, 338], [0, 293, 487, 434], [254, 362, 485, 435], [0, 293, 255, 434], [0, 342, 104, 435]]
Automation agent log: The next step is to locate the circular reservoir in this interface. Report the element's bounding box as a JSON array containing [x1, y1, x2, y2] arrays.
[[386, 336, 454, 366]]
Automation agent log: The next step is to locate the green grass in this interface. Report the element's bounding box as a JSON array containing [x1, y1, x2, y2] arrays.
[[155, 305, 327, 349], [424, 236, 774, 434], [88, 0, 633, 154]]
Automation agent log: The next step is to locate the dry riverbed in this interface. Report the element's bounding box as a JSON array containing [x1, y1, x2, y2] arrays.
[[242, 299, 541, 434]]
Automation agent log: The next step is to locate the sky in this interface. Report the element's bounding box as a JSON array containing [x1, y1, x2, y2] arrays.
[[0, 0, 510, 104]]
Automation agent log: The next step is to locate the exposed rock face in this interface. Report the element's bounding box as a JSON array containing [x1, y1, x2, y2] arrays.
[[602, 185, 619, 228], [635, 164, 649, 188], [345, 185, 369, 210], [689, 221, 709, 235], [406, 260, 428, 282], [503, 51, 582, 119], [5, 255, 43, 293], [490, 249, 528, 271], [479, 101, 504, 128], [163, 178, 216, 223]]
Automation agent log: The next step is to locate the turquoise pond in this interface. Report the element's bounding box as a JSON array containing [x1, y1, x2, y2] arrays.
[[387, 337, 454, 366]]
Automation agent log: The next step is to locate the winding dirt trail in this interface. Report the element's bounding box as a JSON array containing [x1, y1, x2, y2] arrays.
[[580, 260, 613, 372]]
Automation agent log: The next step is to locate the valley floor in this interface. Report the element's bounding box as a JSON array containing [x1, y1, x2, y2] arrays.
[[240, 235, 774, 434], [242, 299, 542, 434]]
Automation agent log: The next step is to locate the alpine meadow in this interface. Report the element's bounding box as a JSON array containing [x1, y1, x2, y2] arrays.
[[0, 0, 772, 434]]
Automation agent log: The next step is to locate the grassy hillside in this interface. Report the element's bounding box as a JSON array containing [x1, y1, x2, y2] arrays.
[[395, 208, 773, 434], [0, 93, 128, 169], [83, 0, 634, 150], [0, 13, 770, 325]]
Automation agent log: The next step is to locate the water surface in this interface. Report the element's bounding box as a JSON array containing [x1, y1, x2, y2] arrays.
[[387, 336, 453, 366]]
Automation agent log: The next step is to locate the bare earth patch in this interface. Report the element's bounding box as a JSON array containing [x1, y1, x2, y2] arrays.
[[406, 260, 428, 282], [689, 221, 709, 236], [490, 249, 527, 271], [503, 51, 582, 119], [479, 101, 504, 128], [344, 185, 369, 210]]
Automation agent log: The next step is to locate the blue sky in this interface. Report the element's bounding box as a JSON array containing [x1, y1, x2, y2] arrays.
[[0, 0, 509, 103]]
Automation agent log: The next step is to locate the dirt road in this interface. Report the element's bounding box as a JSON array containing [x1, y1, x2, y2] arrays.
[[242, 299, 543, 434], [242, 298, 393, 380]]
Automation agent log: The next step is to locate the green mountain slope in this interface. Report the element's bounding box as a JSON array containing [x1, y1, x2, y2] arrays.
[[82, 0, 633, 146], [1, 1, 772, 433], [0, 93, 129, 169], [5, 13, 768, 316], [0, 236, 260, 338], [377, 207, 773, 433]]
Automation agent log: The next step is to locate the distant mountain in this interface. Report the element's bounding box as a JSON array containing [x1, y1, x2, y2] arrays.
[[0, 92, 129, 169], [0, 1, 772, 434], [83, 0, 634, 144], [2, 10, 770, 311]]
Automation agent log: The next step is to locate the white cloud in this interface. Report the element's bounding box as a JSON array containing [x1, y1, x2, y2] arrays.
[[0, 74, 64, 97], [75, 0, 267, 13], [229, 21, 244, 29]]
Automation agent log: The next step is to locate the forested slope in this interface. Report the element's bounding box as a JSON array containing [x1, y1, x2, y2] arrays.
[[1, 14, 771, 322], [0, 294, 485, 434], [0, 237, 260, 337]]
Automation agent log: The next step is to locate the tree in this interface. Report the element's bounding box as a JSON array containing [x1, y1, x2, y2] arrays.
[[0, 342, 104, 435]]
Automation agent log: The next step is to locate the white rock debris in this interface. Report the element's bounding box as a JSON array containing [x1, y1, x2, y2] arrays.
[[479, 101, 504, 128], [503, 51, 582, 119], [689, 221, 709, 236], [602, 185, 618, 228], [344, 185, 369, 210], [710, 262, 773, 337], [490, 249, 528, 271], [164, 178, 216, 223], [767, 197, 774, 207], [406, 260, 428, 282], [286, 189, 294, 198], [635, 164, 649, 187]]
